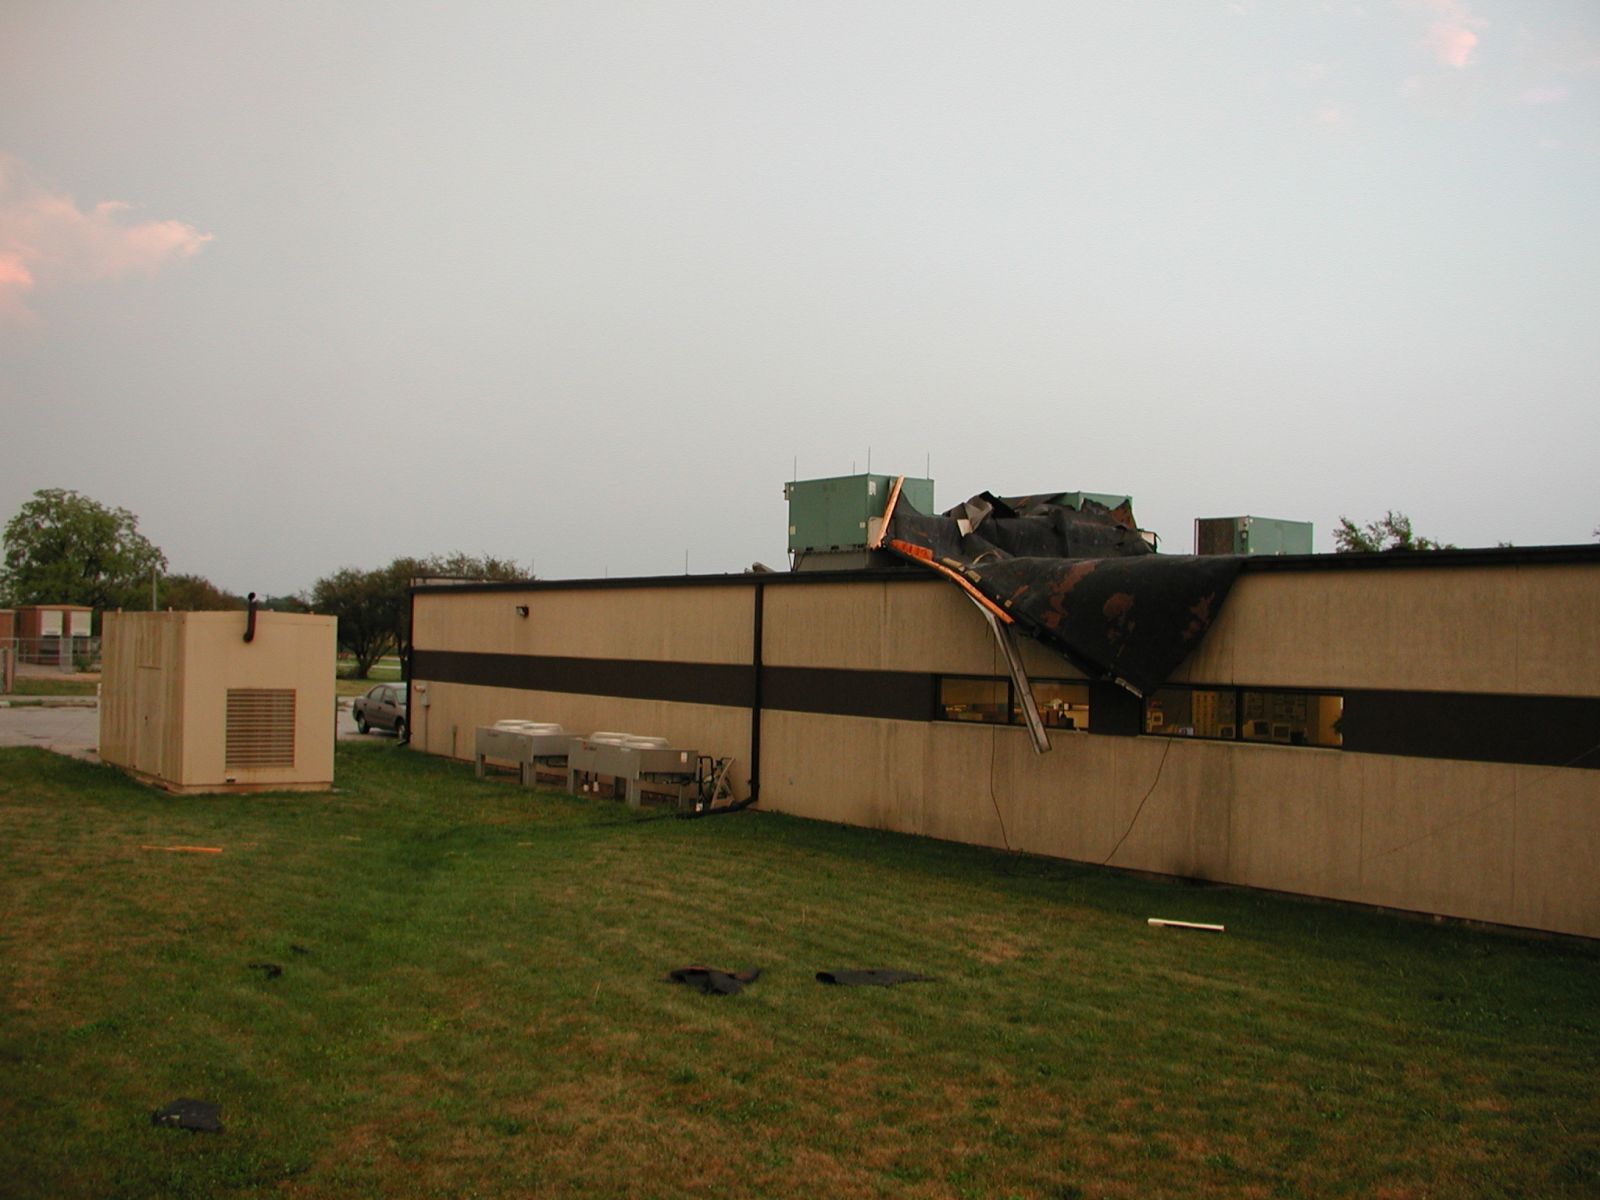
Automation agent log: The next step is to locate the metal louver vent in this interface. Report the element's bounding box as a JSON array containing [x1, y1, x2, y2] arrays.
[[1194, 518, 1237, 557], [226, 688, 296, 768]]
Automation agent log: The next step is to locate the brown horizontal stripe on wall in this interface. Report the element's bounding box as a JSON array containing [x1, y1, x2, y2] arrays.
[[762, 666, 936, 722], [412, 650, 1600, 770], [1341, 690, 1600, 770], [412, 650, 935, 722], [412, 650, 755, 709]]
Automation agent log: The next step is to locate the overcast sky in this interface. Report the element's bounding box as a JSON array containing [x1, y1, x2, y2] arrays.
[[2, 1, 1597, 595]]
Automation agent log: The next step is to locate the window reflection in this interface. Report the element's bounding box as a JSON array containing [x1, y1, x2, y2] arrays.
[[1146, 687, 1342, 748], [1241, 691, 1342, 747], [1145, 688, 1237, 739], [1019, 681, 1091, 730], [939, 677, 1010, 724]]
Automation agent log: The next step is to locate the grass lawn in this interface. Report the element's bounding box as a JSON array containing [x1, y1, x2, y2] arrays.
[[8, 675, 99, 697], [335, 656, 403, 698], [1, 744, 1596, 1199]]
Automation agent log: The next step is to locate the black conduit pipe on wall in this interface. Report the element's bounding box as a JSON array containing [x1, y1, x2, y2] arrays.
[[243, 593, 258, 643], [674, 579, 768, 821], [404, 585, 415, 746], [748, 578, 764, 806]]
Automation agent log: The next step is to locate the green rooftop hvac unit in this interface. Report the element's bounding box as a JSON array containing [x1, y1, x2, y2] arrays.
[[1194, 516, 1314, 556], [784, 474, 934, 569]]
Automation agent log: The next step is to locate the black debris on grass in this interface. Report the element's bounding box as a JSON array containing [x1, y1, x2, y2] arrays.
[[665, 966, 762, 996], [289, 944, 311, 955], [247, 962, 283, 979], [151, 1099, 222, 1133], [816, 969, 932, 987]]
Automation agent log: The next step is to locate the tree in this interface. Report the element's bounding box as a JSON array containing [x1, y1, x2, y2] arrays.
[[1, 488, 167, 611], [1333, 512, 1443, 552], [158, 573, 244, 611], [310, 553, 531, 678], [311, 566, 404, 678], [1333, 511, 1454, 553], [403, 552, 526, 583]]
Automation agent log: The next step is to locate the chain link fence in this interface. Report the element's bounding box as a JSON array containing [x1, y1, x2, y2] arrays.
[[1, 635, 101, 678]]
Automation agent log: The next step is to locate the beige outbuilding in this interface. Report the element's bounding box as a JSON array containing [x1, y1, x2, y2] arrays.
[[99, 610, 335, 793]]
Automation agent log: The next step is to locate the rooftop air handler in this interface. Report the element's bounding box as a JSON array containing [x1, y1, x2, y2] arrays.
[[1194, 515, 1314, 556], [785, 473, 935, 571]]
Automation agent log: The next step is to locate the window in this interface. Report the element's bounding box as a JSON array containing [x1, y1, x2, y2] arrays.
[[1146, 686, 1342, 749], [939, 677, 1010, 724], [1241, 690, 1342, 748], [1145, 687, 1237, 739], [1019, 681, 1091, 730], [939, 677, 1091, 730]]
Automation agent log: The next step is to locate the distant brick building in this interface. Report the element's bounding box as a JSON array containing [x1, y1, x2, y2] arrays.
[[14, 604, 94, 664]]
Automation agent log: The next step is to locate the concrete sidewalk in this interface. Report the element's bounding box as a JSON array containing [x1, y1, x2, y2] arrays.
[[0, 704, 102, 761]]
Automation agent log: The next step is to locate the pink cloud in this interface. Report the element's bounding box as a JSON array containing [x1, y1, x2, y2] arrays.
[[1417, 0, 1486, 69], [0, 251, 34, 324], [1313, 101, 1353, 130], [1429, 22, 1478, 68], [0, 152, 211, 322]]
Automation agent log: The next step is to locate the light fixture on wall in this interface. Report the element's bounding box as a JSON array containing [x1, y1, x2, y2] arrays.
[[514, 605, 530, 618]]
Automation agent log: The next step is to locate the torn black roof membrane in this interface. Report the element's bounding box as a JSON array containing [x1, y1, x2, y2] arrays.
[[876, 486, 1243, 698]]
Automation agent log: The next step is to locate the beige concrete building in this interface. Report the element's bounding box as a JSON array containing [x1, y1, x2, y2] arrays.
[[100, 610, 336, 793], [407, 546, 1600, 938]]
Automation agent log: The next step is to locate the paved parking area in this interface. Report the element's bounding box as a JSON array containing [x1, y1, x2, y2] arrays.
[[0, 698, 391, 763], [0, 703, 101, 761]]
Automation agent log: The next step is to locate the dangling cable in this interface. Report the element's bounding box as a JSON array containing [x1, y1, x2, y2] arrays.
[[988, 723, 1013, 853], [1101, 733, 1173, 867]]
